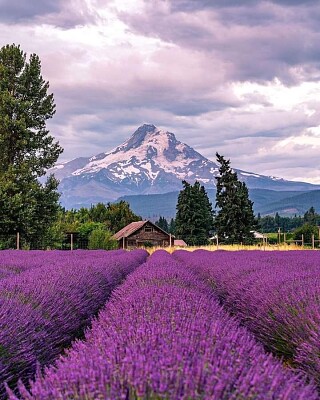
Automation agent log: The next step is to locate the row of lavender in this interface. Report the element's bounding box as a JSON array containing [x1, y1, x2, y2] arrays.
[[0, 249, 148, 397], [174, 250, 320, 387], [0, 250, 127, 280], [12, 251, 317, 399]]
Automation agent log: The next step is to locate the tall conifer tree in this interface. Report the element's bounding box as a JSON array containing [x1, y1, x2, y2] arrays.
[[0, 44, 63, 245], [215, 153, 255, 243], [175, 180, 213, 245]]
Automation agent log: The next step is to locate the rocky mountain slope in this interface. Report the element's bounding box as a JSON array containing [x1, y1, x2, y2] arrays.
[[50, 124, 320, 209]]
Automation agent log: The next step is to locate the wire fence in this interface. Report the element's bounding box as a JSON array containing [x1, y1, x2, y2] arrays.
[[0, 233, 319, 251], [0, 233, 89, 250]]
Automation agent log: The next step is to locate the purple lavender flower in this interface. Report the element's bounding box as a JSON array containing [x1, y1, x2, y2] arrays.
[[0, 249, 147, 397], [174, 249, 320, 387], [14, 251, 317, 399]]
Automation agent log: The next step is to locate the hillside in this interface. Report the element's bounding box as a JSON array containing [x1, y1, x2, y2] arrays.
[[118, 189, 320, 219]]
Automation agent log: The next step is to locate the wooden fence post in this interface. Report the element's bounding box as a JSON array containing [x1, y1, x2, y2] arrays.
[[312, 234, 315, 250], [70, 233, 73, 251], [302, 234, 304, 248], [16, 232, 20, 250]]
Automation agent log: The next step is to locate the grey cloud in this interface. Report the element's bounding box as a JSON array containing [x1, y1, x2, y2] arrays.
[[170, 0, 257, 12], [0, 0, 96, 28], [119, 1, 320, 84], [0, 0, 61, 23], [170, 0, 318, 12]]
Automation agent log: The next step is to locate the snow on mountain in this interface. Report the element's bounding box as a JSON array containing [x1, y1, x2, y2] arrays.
[[50, 124, 320, 209], [70, 124, 215, 182]]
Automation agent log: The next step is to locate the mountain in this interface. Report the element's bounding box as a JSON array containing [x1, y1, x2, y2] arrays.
[[257, 189, 320, 216], [50, 124, 320, 209]]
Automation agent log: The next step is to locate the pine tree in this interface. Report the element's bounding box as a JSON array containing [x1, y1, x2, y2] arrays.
[[155, 216, 169, 232], [169, 218, 176, 235], [175, 180, 214, 245], [215, 153, 255, 244], [0, 44, 63, 245], [304, 206, 317, 225]]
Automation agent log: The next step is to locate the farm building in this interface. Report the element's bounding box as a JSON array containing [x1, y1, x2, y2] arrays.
[[113, 220, 172, 249], [174, 239, 187, 247]]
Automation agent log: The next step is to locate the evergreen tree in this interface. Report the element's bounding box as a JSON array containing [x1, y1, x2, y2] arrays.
[[168, 218, 176, 235], [215, 153, 255, 243], [155, 216, 169, 232], [304, 206, 317, 226], [175, 180, 214, 245], [0, 44, 63, 244]]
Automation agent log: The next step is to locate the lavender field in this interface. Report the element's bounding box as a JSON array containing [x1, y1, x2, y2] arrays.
[[1, 250, 320, 399]]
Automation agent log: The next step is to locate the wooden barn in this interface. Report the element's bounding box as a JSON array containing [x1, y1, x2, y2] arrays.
[[113, 220, 172, 249]]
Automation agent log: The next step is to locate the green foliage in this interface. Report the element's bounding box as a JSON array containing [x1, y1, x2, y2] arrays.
[[258, 214, 304, 233], [88, 229, 118, 250], [304, 206, 318, 226], [215, 153, 255, 244], [175, 181, 214, 245], [78, 222, 105, 240], [103, 200, 141, 233], [0, 44, 63, 245], [257, 207, 320, 234], [293, 223, 319, 244], [155, 216, 169, 232], [168, 218, 176, 235], [44, 201, 141, 249]]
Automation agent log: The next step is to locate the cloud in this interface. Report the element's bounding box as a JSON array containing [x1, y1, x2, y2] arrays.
[[118, 0, 320, 84], [169, 0, 319, 12], [0, 0, 96, 28], [0, 0, 60, 23]]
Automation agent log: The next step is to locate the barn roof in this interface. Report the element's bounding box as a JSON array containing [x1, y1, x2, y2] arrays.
[[113, 221, 147, 240], [113, 220, 171, 240]]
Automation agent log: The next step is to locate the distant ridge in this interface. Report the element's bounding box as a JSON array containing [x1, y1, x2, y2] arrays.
[[118, 189, 320, 219]]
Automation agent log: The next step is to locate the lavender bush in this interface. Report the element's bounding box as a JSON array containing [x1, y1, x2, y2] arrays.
[[13, 251, 317, 399], [0, 249, 147, 397], [174, 250, 320, 386], [0, 249, 127, 279]]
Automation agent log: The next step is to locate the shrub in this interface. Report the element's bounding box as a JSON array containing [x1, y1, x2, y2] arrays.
[[88, 229, 118, 250]]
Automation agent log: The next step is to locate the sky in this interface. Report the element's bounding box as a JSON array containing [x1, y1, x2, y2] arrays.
[[1, 0, 320, 183]]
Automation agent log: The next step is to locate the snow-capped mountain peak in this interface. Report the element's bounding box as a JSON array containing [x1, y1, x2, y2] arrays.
[[50, 124, 320, 209], [71, 124, 209, 182]]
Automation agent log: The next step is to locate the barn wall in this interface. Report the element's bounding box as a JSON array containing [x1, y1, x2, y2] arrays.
[[127, 224, 170, 247]]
